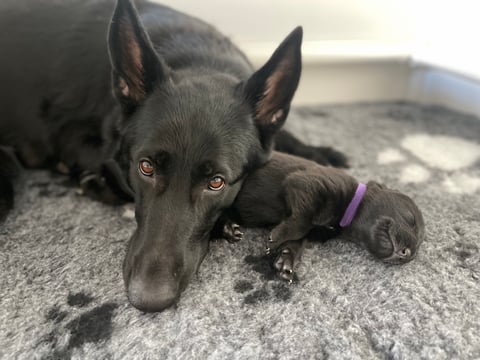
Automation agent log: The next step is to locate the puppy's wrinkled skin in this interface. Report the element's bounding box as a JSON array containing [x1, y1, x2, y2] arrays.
[[227, 152, 425, 279]]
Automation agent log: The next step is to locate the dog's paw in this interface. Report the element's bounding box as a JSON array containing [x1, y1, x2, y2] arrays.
[[273, 248, 295, 283], [222, 222, 243, 243]]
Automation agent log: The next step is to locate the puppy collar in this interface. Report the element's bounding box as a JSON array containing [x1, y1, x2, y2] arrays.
[[339, 183, 367, 228]]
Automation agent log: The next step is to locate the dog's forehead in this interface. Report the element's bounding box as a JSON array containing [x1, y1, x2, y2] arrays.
[[139, 101, 250, 146], [131, 89, 257, 168], [142, 77, 249, 125]]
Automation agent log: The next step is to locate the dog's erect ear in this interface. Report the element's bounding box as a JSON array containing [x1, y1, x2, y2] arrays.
[[243, 27, 303, 147], [108, 0, 167, 113]]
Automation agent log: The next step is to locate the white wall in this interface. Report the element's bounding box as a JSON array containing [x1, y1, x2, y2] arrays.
[[152, 0, 480, 115], [154, 0, 415, 106], [412, 0, 480, 81], [156, 0, 414, 44], [156, 0, 414, 66], [156, 0, 480, 76]]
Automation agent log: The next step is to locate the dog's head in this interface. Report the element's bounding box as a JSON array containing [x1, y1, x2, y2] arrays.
[[346, 181, 425, 264], [108, 0, 302, 311]]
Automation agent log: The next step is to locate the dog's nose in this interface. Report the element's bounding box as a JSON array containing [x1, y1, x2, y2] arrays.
[[127, 278, 178, 312]]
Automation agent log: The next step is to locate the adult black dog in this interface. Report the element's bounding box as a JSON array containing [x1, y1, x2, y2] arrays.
[[0, 0, 347, 312]]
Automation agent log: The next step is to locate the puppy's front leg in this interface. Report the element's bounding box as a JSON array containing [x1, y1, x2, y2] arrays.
[[266, 216, 311, 254]]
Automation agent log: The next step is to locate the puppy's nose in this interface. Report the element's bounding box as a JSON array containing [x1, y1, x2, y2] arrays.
[[127, 278, 178, 312], [398, 248, 411, 258]]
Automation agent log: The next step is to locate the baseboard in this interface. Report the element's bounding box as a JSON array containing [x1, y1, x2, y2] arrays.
[[244, 40, 411, 106], [294, 60, 410, 105], [244, 40, 411, 66]]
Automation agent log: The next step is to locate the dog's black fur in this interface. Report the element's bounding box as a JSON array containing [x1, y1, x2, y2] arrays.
[[0, 0, 348, 312], [226, 152, 425, 281]]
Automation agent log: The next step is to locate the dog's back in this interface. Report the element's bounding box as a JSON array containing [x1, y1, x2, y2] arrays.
[[0, 1, 111, 165]]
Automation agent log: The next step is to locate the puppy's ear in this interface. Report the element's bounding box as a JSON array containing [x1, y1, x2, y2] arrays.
[[370, 216, 395, 259], [243, 27, 303, 148], [108, 0, 168, 113]]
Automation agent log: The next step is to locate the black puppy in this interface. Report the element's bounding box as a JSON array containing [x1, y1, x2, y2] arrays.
[[0, 0, 347, 311], [226, 152, 425, 281]]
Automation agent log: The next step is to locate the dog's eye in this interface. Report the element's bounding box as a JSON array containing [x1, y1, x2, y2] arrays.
[[139, 159, 154, 176], [208, 176, 225, 191]]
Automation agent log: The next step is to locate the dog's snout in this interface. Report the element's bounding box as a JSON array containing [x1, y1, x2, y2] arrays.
[[124, 249, 186, 312], [123, 210, 210, 312], [127, 277, 179, 312]]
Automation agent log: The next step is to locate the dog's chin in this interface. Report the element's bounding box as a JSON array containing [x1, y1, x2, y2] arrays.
[[382, 252, 416, 265], [381, 241, 417, 265]]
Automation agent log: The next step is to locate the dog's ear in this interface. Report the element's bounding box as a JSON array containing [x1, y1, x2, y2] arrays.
[[108, 0, 168, 113], [243, 27, 302, 148], [370, 216, 396, 258]]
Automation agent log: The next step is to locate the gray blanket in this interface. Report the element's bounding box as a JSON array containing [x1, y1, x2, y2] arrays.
[[1, 102, 479, 359]]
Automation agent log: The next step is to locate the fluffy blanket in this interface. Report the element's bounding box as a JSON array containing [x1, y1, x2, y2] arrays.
[[1, 102, 479, 359]]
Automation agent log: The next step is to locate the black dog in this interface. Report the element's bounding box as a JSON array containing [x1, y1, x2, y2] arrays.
[[226, 152, 425, 281], [0, 0, 347, 311]]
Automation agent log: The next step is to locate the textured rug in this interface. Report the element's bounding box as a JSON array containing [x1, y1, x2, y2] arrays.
[[1, 102, 479, 359]]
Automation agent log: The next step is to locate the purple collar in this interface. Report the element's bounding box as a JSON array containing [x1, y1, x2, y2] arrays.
[[339, 183, 367, 228]]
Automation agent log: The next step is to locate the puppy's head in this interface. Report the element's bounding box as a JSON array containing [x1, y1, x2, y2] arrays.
[[349, 181, 425, 264], [107, 0, 303, 312]]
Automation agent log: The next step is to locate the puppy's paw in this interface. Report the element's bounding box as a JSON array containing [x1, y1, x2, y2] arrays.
[[274, 248, 295, 283], [222, 222, 243, 243]]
